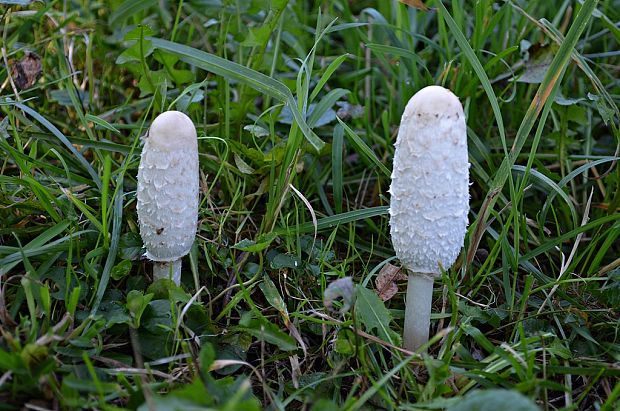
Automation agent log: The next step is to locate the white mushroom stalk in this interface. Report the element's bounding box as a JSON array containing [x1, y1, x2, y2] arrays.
[[389, 86, 469, 352], [137, 111, 199, 285]]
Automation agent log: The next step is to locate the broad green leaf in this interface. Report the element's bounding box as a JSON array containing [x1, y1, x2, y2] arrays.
[[110, 259, 132, 281], [62, 376, 121, 394], [109, 0, 157, 27], [141, 300, 173, 334], [123, 25, 155, 40], [259, 275, 288, 318], [447, 389, 539, 411], [119, 232, 143, 260], [232, 233, 278, 252], [244, 124, 270, 138], [49, 89, 88, 107], [99, 300, 131, 327], [241, 25, 272, 47], [126, 290, 154, 328], [116, 39, 154, 65], [270, 253, 302, 270], [238, 319, 297, 351], [355, 285, 396, 344]]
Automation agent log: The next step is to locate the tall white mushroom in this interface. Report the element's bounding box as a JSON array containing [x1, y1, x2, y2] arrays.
[[389, 86, 469, 352], [137, 111, 199, 285]]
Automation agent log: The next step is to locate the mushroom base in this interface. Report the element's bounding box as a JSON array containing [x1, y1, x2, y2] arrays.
[[153, 259, 182, 285], [403, 272, 434, 352]]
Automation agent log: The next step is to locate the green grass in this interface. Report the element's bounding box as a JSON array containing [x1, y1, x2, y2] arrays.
[[1, 0, 619, 409]]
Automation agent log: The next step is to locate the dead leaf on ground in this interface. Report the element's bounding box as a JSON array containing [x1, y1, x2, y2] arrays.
[[10, 51, 42, 90], [399, 0, 429, 11], [336, 102, 364, 121], [375, 263, 407, 302], [518, 43, 557, 84]]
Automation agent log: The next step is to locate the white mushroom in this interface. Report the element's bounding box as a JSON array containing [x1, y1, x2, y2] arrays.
[[136, 111, 199, 285], [389, 86, 469, 352]]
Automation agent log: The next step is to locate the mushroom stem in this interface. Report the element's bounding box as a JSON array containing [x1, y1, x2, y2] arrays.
[[403, 272, 434, 352], [153, 259, 182, 285]]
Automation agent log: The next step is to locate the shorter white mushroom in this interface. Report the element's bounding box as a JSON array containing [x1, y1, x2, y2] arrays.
[[389, 86, 469, 352], [136, 111, 199, 285]]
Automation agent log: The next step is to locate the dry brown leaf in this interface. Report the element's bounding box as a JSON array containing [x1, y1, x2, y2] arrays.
[[10, 51, 42, 90], [375, 263, 407, 301], [399, 0, 429, 11], [285, 318, 307, 359], [376, 280, 398, 302]]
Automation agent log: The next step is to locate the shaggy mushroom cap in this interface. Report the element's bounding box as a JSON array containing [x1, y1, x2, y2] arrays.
[[137, 111, 199, 262], [389, 86, 469, 276], [147, 110, 198, 151]]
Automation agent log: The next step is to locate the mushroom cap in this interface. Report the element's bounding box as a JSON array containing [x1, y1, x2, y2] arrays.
[[148, 110, 197, 151], [389, 86, 469, 276], [137, 111, 199, 262], [402, 85, 464, 120]]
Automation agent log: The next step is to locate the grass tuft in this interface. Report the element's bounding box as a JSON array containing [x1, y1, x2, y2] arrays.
[[0, 0, 618, 409]]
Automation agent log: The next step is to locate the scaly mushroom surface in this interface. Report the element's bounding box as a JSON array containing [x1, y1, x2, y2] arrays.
[[137, 111, 199, 285], [389, 85, 469, 351]]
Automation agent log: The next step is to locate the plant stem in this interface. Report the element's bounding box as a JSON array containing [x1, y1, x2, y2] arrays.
[[153, 259, 182, 285], [403, 272, 434, 352]]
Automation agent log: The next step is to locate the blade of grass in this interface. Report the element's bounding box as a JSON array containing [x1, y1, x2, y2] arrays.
[[84, 114, 121, 135], [1, 175, 62, 223], [0, 229, 95, 269], [463, 0, 600, 265], [101, 155, 112, 249], [89, 181, 123, 316], [276, 206, 389, 235], [307, 88, 349, 128], [309, 53, 350, 102], [337, 118, 390, 177], [347, 353, 417, 411], [14, 102, 102, 189], [148, 37, 325, 151], [512, 165, 578, 227], [541, 156, 620, 222], [62, 188, 104, 234], [435, 0, 507, 153], [332, 125, 344, 214]]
